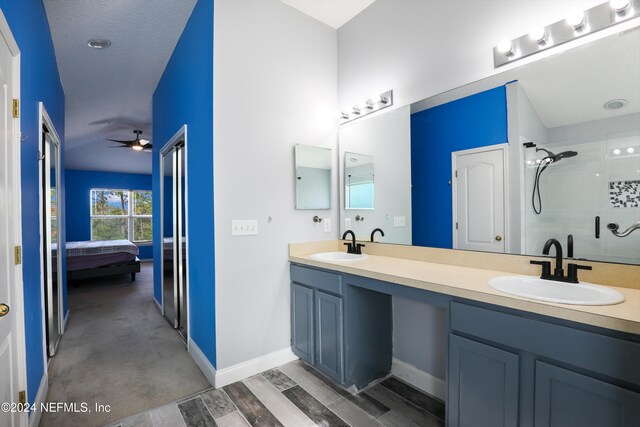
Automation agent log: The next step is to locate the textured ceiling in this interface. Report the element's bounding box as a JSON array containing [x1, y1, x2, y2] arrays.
[[279, 0, 375, 29], [44, 0, 197, 174]]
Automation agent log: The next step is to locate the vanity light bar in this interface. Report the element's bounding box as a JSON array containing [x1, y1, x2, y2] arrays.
[[338, 90, 394, 124], [494, 0, 640, 67]]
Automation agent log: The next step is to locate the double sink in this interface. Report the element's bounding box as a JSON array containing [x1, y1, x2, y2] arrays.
[[308, 251, 624, 306]]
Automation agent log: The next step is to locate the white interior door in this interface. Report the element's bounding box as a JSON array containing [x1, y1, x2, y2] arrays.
[[0, 12, 27, 427], [454, 146, 507, 253]]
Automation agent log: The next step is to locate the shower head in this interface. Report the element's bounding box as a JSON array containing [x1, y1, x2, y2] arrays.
[[554, 150, 578, 161], [535, 148, 578, 163]]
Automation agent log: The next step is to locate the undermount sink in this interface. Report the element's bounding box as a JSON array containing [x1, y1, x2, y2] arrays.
[[489, 276, 624, 306], [310, 251, 368, 262]]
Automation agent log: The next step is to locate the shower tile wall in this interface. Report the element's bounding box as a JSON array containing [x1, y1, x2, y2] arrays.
[[524, 131, 640, 264]]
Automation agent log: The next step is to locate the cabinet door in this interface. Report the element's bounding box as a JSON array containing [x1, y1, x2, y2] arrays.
[[448, 334, 519, 427], [535, 361, 640, 427], [315, 291, 344, 383], [291, 283, 314, 364]]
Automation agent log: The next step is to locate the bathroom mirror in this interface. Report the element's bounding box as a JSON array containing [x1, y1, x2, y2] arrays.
[[344, 152, 374, 210], [339, 28, 640, 265], [294, 144, 332, 210]]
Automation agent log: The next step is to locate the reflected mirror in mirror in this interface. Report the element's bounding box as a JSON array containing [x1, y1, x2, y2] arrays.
[[339, 28, 640, 265], [344, 152, 374, 210], [294, 144, 332, 210]]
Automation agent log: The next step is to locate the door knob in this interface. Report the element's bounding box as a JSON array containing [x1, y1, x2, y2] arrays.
[[0, 303, 9, 317], [495, 235, 503, 242]]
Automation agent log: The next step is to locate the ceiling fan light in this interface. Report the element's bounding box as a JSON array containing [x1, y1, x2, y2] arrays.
[[132, 145, 143, 151]]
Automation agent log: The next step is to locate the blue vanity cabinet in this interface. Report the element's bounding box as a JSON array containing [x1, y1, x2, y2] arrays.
[[534, 361, 640, 427], [291, 283, 315, 364], [448, 334, 520, 427], [315, 290, 344, 382], [290, 265, 345, 383], [449, 301, 640, 427]]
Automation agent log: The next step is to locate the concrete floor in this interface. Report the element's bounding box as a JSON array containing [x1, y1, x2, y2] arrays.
[[41, 262, 210, 427]]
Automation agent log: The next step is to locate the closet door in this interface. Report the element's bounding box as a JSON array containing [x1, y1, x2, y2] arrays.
[[162, 149, 178, 327], [176, 145, 188, 338]]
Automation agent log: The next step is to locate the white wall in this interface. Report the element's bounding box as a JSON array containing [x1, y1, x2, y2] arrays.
[[213, 0, 338, 370], [337, 0, 603, 386], [339, 106, 412, 244]]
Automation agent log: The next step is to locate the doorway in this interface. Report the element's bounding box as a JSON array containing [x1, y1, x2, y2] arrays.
[[452, 144, 508, 253], [0, 11, 28, 427], [160, 126, 188, 341], [40, 103, 64, 357]]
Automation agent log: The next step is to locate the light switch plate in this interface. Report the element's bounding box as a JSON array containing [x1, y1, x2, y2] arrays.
[[232, 220, 258, 236], [324, 218, 331, 233], [393, 216, 406, 227], [345, 218, 351, 230]]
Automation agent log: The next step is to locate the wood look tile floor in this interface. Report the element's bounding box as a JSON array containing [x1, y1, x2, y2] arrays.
[[108, 360, 445, 427]]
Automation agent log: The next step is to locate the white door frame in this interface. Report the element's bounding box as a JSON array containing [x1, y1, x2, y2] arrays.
[[0, 8, 28, 427], [451, 143, 509, 251], [159, 125, 190, 349]]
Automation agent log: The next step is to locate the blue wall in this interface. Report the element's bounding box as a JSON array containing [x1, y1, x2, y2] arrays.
[[0, 0, 66, 405], [65, 170, 153, 259], [152, 0, 215, 366], [411, 86, 507, 248]]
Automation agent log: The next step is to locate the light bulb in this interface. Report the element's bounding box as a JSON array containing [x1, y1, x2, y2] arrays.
[[610, 0, 631, 13], [613, 148, 621, 155], [627, 147, 635, 154], [132, 145, 143, 151], [338, 111, 349, 120], [529, 27, 547, 44], [497, 39, 514, 56], [352, 107, 361, 115], [566, 11, 585, 30]]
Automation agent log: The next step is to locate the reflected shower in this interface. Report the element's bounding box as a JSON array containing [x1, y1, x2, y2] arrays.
[[532, 147, 578, 215]]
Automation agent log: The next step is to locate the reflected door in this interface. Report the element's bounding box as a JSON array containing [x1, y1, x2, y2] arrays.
[[454, 147, 506, 253], [162, 150, 177, 327]]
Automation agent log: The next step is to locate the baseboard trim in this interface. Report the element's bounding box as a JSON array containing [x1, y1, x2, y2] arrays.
[[189, 340, 216, 387], [214, 347, 298, 388], [391, 358, 446, 402], [29, 373, 48, 427]]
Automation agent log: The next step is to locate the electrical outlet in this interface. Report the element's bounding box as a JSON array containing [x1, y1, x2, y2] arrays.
[[324, 219, 331, 233], [231, 220, 258, 236], [345, 218, 351, 230], [393, 216, 406, 227]]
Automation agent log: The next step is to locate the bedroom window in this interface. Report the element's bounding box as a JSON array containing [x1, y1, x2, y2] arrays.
[[90, 189, 152, 243]]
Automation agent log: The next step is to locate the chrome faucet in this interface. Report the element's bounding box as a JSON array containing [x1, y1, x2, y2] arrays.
[[342, 230, 365, 254], [607, 221, 640, 237]]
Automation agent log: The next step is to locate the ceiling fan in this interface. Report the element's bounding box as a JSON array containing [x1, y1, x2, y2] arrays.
[[107, 130, 152, 151]]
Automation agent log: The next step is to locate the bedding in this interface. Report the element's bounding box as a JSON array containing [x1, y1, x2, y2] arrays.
[[53, 240, 140, 272]]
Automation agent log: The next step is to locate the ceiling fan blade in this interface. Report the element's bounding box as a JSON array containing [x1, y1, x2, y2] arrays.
[[106, 139, 135, 144], [107, 146, 130, 148], [143, 143, 153, 150]]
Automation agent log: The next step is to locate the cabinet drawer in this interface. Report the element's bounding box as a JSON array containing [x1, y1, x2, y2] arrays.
[[450, 302, 640, 386], [291, 264, 343, 296]]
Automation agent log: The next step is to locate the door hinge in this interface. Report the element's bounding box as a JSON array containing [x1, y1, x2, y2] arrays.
[[455, 222, 459, 230], [18, 390, 26, 405], [455, 170, 458, 178], [12, 99, 19, 118], [14, 246, 21, 265]]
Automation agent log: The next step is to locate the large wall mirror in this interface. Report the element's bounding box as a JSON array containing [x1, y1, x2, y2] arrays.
[[339, 28, 640, 265], [294, 144, 332, 209]]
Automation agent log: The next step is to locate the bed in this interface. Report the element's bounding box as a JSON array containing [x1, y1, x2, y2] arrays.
[[54, 240, 141, 282]]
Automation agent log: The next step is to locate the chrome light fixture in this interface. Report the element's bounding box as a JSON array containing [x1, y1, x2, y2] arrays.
[[493, 0, 640, 67], [87, 39, 111, 49], [339, 90, 394, 124]]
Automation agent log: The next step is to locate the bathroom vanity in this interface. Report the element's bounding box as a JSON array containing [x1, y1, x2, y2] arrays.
[[289, 242, 640, 427]]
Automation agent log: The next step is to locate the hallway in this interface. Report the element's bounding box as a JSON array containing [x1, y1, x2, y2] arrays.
[[41, 263, 210, 427]]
